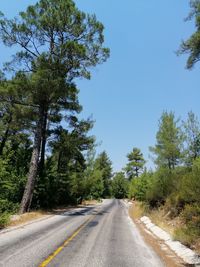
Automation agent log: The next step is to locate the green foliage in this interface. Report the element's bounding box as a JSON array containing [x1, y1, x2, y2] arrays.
[[127, 112, 200, 245], [112, 172, 128, 199], [82, 150, 112, 200], [0, 153, 26, 205], [145, 168, 174, 207], [0, 0, 109, 213], [0, 156, 20, 227], [128, 171, 152, 201], [0, 199, 19, 214], [0, 212, 10, 228], [179, 158, 200, 204], [125, 148, 145, 179], [84, 169, 104, 200], [0, 156, 22, 228], [174, 204, 200, 246], [183, 111, 200, 165], [94, 151, 112, 197], [182, 204, 200, 229], [150, 111, 183, 169], [178, 0, 200, 69], [0, 0, 110, 77], [32, 119, 95, 208]]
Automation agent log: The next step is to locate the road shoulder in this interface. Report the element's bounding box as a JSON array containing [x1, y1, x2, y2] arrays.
[[128, 201, 188, 267], [0, 201, 101, 235]]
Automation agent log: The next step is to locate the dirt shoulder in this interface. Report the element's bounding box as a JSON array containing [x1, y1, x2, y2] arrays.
[[3, 200, 101, 231], [129, 202, 190, 267]]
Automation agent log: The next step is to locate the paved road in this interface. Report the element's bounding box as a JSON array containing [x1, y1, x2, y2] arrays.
[[0, 199, 164, 267]]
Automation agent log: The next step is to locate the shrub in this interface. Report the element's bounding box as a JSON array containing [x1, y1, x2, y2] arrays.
[[179, 158, 200, 205], [0, 212, 10, 228], [174, 227, 197, 246], [146, 168, 174, 207], [182, 204, 200, 231], [112, 172, 128, 199], [0, 199, 19, 214], [128, 171, 152, 201], [0, 199, 19, 228], [174, 204, 200, 247]]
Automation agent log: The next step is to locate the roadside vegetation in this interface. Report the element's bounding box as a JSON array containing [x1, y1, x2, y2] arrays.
[[0, 1, 200, 258], [0, 0, 111, 227], [0, 0, 131, 229], [128, 111, 200, 252], [128, 0, 200, 252]]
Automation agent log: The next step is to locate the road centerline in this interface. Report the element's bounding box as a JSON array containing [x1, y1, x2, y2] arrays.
[[38, 212, 97, 267]]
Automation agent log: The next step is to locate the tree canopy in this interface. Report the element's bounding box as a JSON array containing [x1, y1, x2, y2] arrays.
[[0, 0, 109, 213], [150, 111, 183, 170], [124, 148, 145, 179], [178, 0, 200, 68]]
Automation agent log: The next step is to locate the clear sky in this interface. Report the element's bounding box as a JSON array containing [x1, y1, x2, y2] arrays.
[[0, 1, 199, 171]]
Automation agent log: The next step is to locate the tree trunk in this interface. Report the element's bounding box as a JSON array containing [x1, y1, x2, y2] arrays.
[[0, 114, 12, 156], [39, 110, 48, 177], [135, 167, 139, 177], [19, 108, 44, 214], [168, 159, 171, 170], [57, 151, 62, 173], [0, 127, 10, 156]]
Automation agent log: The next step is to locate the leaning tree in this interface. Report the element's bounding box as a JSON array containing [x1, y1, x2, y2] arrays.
[[0, 0, 109, 213]]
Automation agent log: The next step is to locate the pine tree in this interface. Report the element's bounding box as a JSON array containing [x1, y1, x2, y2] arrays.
[[112, 172, 128, 199], [150, 111, 183, 169], [183, 111, 200, 165], [0, 0, 109, 213], [94, 151, 112, 197], [125, 148, 145, 179], [178, 0, 200, 69]]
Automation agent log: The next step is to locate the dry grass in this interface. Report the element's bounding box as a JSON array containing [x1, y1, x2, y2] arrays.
[[174, 227, 200, 254], [8, 200, 100, 228], [144, 206, 200, 255], [129, 202, 185, 267], [81, 199, 100, 206], [129, 201, 145, 220], [147, 208, 200, 255], [9, 210, 50, 227], [130, 201, 200, 255], [148, 208, 182, 237], [195, 239, 200, 254]]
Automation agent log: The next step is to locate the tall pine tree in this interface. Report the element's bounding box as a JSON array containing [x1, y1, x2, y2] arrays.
[[125, 148, 145, 179], [0, 0, 109, 213]]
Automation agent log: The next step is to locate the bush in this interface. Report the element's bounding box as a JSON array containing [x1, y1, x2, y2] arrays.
[[0, 212, 10, 228], [0, 199, 19, 214], [146, 168, 174, 207], [182, 204, 200, 231], [164, 193, 184, 217], [174, 227, 197, 246], [174, 204, 200, 247], [128, 171, 152, 201], [179, 158, 200, 205], [112, 172, 128, 199], [84, 169, 104, 200], [0, 199, 19, 228]]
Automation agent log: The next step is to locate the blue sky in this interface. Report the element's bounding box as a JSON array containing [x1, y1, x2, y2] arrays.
[[0, 1, 199, 171]]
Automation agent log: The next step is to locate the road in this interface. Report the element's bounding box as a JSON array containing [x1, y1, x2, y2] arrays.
[[0, 199, 164, 267]]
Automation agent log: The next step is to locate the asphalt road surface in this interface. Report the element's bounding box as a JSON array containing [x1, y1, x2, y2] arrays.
[[0, 199, 164, 267]]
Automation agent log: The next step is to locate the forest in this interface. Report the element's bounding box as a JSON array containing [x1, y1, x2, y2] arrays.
[[128, 111, 200, 250], [0, 0, 112, 223], [0, 0, 200, 252]]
